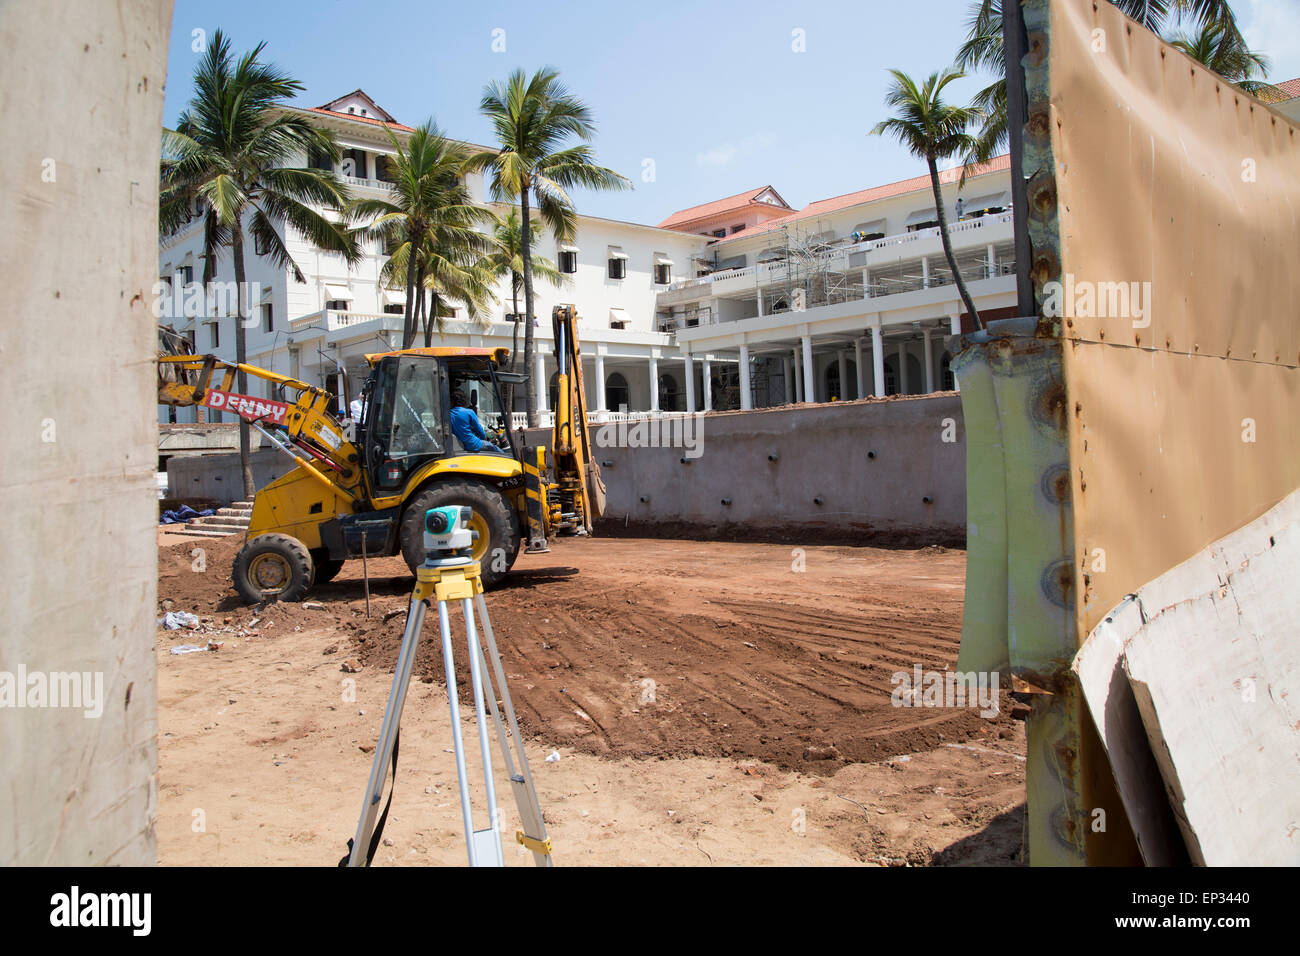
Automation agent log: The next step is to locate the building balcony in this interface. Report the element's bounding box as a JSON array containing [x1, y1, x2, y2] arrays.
[[658, 212, 1014, 304]]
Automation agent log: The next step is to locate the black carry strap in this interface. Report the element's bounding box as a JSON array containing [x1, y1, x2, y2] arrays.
[[338, 730, 399, 867]]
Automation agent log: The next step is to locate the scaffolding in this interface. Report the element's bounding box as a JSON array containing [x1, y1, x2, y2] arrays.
[[759, 223, 864, 316]]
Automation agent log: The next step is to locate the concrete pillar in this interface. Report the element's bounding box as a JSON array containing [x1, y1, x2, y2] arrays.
[[792, 350, 803, 404], [872, 326, 885, 398], [987, 242, 996, 278], [854, 337, 865, 400], [703, 359, 713, 412], [535, 351, 547, 412], [649, 355, 659, 412], [898, 341, 909, 394], [684, 353, 696, 412], [862, 268, 871, 299], [594, 353, 606, 412], [756, 291, 764, 318], [923, 329, 934, 393], [922, 256, 930, 288], [801, 335, 815, 404], [739, 344, 752, 411], [783, 357, 794, 404], [837, 351, 847, 401]]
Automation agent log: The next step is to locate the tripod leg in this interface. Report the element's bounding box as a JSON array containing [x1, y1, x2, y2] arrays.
[[348, 597, 427, 866], [474, 591, 553, 867], [462, 597, 505, 866], [437, 598, 485, 866]]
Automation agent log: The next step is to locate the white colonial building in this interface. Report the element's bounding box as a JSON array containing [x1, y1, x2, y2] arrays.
[[159, 89, 1018, 423]]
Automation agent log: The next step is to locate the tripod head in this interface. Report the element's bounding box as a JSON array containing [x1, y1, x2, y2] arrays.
[[422, 505, 475, 568]]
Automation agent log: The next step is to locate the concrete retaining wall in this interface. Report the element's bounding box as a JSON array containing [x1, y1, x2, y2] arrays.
[[167, 449, 297, 504], [524, 394, 966, 541]]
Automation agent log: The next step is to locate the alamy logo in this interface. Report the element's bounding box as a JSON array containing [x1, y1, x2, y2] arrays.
[[890, 665, 999, 718], [1041, 274, 1152, 328], [0, 666, 103, 718], [594, 408, 704, 459], [152, 279, 264, 323], [49, 887, 151, 936]]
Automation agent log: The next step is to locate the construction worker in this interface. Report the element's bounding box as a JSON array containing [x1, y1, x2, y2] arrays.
[[450, 385, 510, 457]]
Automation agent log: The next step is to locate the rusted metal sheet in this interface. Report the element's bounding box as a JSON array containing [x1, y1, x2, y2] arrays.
[[954, 0, 1298, 865]]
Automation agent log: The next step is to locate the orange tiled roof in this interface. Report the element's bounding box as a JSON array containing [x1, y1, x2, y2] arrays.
[[715, 154, 1011, 245], [657, 186, 789, 230], [305, 107, 416, 133], [1274, 77, 1300, 100]]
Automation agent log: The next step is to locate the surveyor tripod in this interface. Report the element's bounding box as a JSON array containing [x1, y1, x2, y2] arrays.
[[344, 506, 552, 867]]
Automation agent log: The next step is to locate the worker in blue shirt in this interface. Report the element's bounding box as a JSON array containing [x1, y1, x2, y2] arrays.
[[450, 385, 511, 456]]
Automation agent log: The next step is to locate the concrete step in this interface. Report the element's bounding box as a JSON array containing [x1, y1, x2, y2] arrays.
[[191, 515, 249, 528], [216, 507, 252, 517], [176, 528, 240, 538]]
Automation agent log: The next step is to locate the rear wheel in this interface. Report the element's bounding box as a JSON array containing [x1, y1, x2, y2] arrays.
[[399, 479, 519, 589], [233, 534, 315, 604]]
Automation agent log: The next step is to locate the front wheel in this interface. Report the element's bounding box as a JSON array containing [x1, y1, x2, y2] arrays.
[[233, 534, 315, 604], [399, 479, 519, 589]]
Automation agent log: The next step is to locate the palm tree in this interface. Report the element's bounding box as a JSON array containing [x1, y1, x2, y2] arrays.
[[347, 121, 496, 349], [872, 68, 986, 331], [1169, 19, 1284, 100], [958, 0, 1264, 163], [474, 68, 630, 427], [160, 31, 359, 499], [484, 209, 566, 370]]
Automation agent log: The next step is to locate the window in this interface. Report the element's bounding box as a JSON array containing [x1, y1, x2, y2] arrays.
[[383, 304, 404, 315], [179, 265, 194, 285], [209, 321, 220, 349], [605, 372, 629, 412], [261, 303, 273, 332], [711, 228, 727, 238], [654, 263, 671, 285], [308, 148, 333, 172], [254, 230, 270, 256], [375, 155, 393, 182], [607, 256, 626, 280], [657, 373, 679, 412], [730, 224, 745, 234], [326, 299, 349, 311], [907, 219, 939, 233], [341, 148, 367, 179], [559, 250, 577, 274]]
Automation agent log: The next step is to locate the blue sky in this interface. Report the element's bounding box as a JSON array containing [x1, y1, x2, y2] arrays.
[[164, 0, 1300, 226]]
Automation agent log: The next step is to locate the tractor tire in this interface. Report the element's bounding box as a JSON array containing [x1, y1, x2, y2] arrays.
[[233, 533, 315, 604], [310, 550, 345, 584], [399, 479, 520, 589]]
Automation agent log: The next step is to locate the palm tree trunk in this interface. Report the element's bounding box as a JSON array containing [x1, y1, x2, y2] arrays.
[[230, 222, 256, 499], [401, 230, 420, 349], [424, 291, 440, 348], [928, 154, 983, 331], [519, 188, 539, 428], [502, 273, 522, 415]]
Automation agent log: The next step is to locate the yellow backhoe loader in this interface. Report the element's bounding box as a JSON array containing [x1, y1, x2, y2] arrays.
[[158, 305, 605, 603]]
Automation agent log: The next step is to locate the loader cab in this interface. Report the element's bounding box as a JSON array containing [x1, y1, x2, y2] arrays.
[[363, 353, 515, 494]]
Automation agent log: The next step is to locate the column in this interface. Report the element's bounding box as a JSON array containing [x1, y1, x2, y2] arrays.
[[792, 349, 802, 403], [801, 335, 815, 404], [535, 351, 547, 412], [739, 344, 752, 411], [756, 291, 764, 318], [648, 354, 659, 412], [987, 242, 996, 278], [949, 313, 962, 336], [854, 337, 865, 400], [594, 353, 607, 414], [898, 341, 909, 394], [703, 359, 713, 412], [836, 351, 847, 402], [922, 256, 930, 288], [872, 326, 885, 398], [923, 329, 934, 393], [783, 357, 794, 404], [684, 353, 696, 412]]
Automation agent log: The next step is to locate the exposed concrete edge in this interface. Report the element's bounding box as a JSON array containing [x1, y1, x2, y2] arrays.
[[1074, 486, 1300, 865]]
